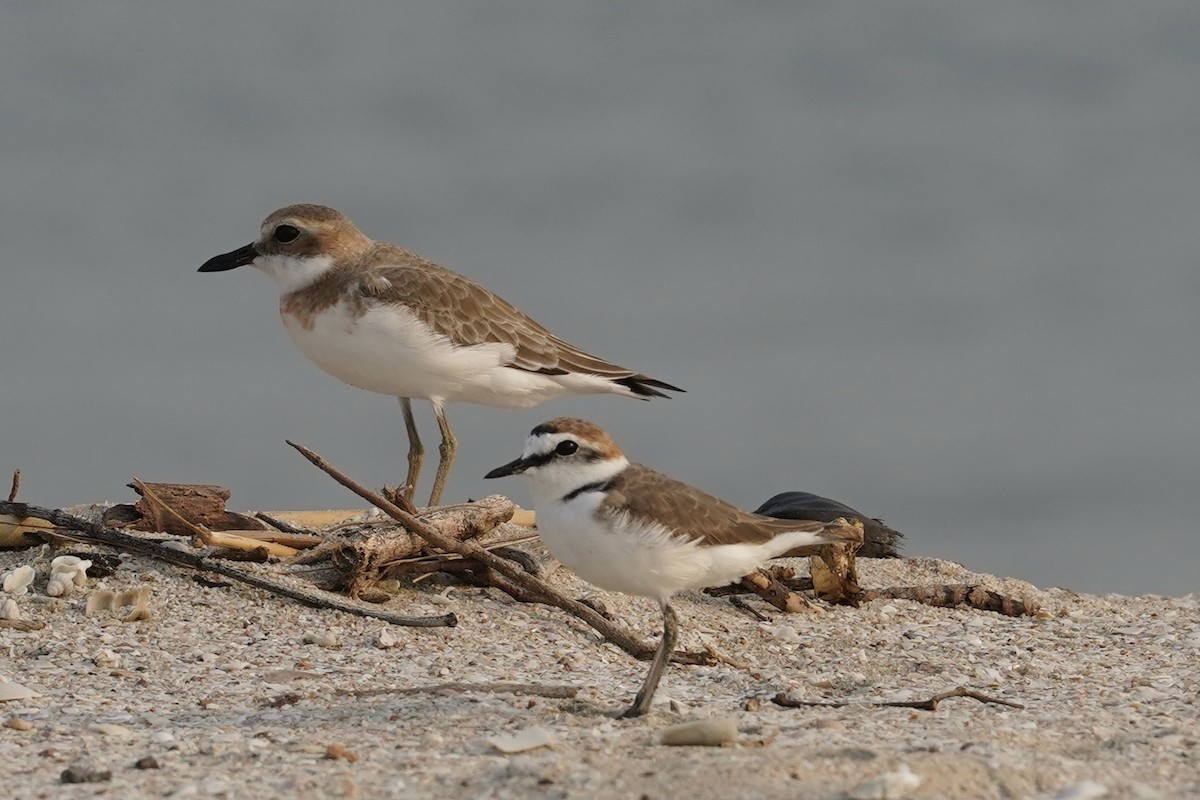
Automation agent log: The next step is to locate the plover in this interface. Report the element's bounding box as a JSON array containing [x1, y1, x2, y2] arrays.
[[485, 417, 863, 717], [199, 205, 681, 506]]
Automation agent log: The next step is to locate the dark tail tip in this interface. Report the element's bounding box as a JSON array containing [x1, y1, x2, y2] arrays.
[[615, 375, 685, 399]]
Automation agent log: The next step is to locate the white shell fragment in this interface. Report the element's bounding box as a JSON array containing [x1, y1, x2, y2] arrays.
[[1052, 781, 1109, 800], [0, 680, 41, 702], [375, 627, 402, 649], [488, 726, 557, 754], [2, 565, 35, 596], [658, 717, 739, 747], [848, 763, 923, 800], [1, 598, 20, 620]]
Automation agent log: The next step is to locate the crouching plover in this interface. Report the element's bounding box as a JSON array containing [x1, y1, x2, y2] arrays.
[[199, 205, 681, 506], [485, 417, 863, 717]]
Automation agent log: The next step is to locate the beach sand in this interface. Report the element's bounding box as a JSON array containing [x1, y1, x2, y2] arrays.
[[1, 524, 1196, 799]]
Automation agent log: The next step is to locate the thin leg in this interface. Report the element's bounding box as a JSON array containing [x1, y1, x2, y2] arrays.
[[621, 601, 679, 718], [399, 398, 423, 503], [427, 401, 457, 507]]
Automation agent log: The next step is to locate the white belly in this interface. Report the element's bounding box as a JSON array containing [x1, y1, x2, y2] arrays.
[[533, 490, 807, 602], [281, 301, 596, 406]]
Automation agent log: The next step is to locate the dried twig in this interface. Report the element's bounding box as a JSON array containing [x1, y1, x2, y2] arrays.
[[728, 595, 769, 622], [772, 685, 1024, 711], [287, 440, 681, 663], [861, 585, 1038, 617], [7, 469, 19, 503], [0, 501, 456, 628], [347, 681, 580, 700], [708, 565, 1037, 618], [254, 512, 317, 537], [0, 619, 45, 631]]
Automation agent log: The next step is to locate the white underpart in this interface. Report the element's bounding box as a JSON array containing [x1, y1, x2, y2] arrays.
[[255, 254, 337, 295], [263, 255, 636, 405], [523, 446, 835, 602]]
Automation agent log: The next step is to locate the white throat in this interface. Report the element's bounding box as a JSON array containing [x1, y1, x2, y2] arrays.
[[527, 455, 629, 507], [255, 253, 336, 295]]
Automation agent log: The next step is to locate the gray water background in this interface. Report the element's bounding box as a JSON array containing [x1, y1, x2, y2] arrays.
[[2, 2, 1197, 595]]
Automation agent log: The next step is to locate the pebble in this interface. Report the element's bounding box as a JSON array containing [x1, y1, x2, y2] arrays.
[[324, 743, 359, 762], [61, 764, 113, 784], [92, 649, 121, 669], [303, 631, 340, 648], [92, 723, 133, 739], [134, 755, 160, 770], [658, 717, 738, 747], [376, 627, 402, 649], [847, 763, 922, 799], [1053, 780, 1110, 799], [811, 718, 845, 731], [4, 717, 33, 731], [489, 726, 557, 754]]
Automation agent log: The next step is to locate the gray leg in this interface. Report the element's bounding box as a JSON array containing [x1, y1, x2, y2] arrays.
[[427, 401, 457, 507], [399, 398, 423, 503], [621, 601, 679, 718]]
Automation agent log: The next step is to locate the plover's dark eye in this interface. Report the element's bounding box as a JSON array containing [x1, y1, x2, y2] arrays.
[[555, 440, 579, 456], [273, 224, 300, 243]]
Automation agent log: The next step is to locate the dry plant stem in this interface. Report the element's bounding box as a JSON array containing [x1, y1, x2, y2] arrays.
[[7, 469, 19, 502], [347, 682, 580, 700], [771, 685, 1024, 711], [0, 501, 456, 628], [287, 440, 665, 662]]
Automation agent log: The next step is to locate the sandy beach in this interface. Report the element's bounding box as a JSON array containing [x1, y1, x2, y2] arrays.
[[1, 520, 1197, 799]]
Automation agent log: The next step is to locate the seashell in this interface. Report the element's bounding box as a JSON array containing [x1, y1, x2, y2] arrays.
[[2, 565, 35, 596]]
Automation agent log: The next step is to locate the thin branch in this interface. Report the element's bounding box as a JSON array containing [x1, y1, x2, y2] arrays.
[[728, 595, 769, 622], [254, 512, 316, 537], [0, 501, 455, 629], [346, 681, 580, 700], [7, 469, 19, 503], [772, 685, 1024, 711]]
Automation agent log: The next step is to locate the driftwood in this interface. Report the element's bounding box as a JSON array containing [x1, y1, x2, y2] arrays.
[[862, 585, 1038, 616], [772, 685, 1024, 711], [706, 565, 1036, 618], [0, 513, 54, 549], [105, 482, 268, 536], [290, 496, 517, 598], [0, 501, 456, 628]]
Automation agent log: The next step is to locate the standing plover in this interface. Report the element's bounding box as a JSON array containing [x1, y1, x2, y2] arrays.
[[485, 417, 862, 717], [200, 205, 680, 506]]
